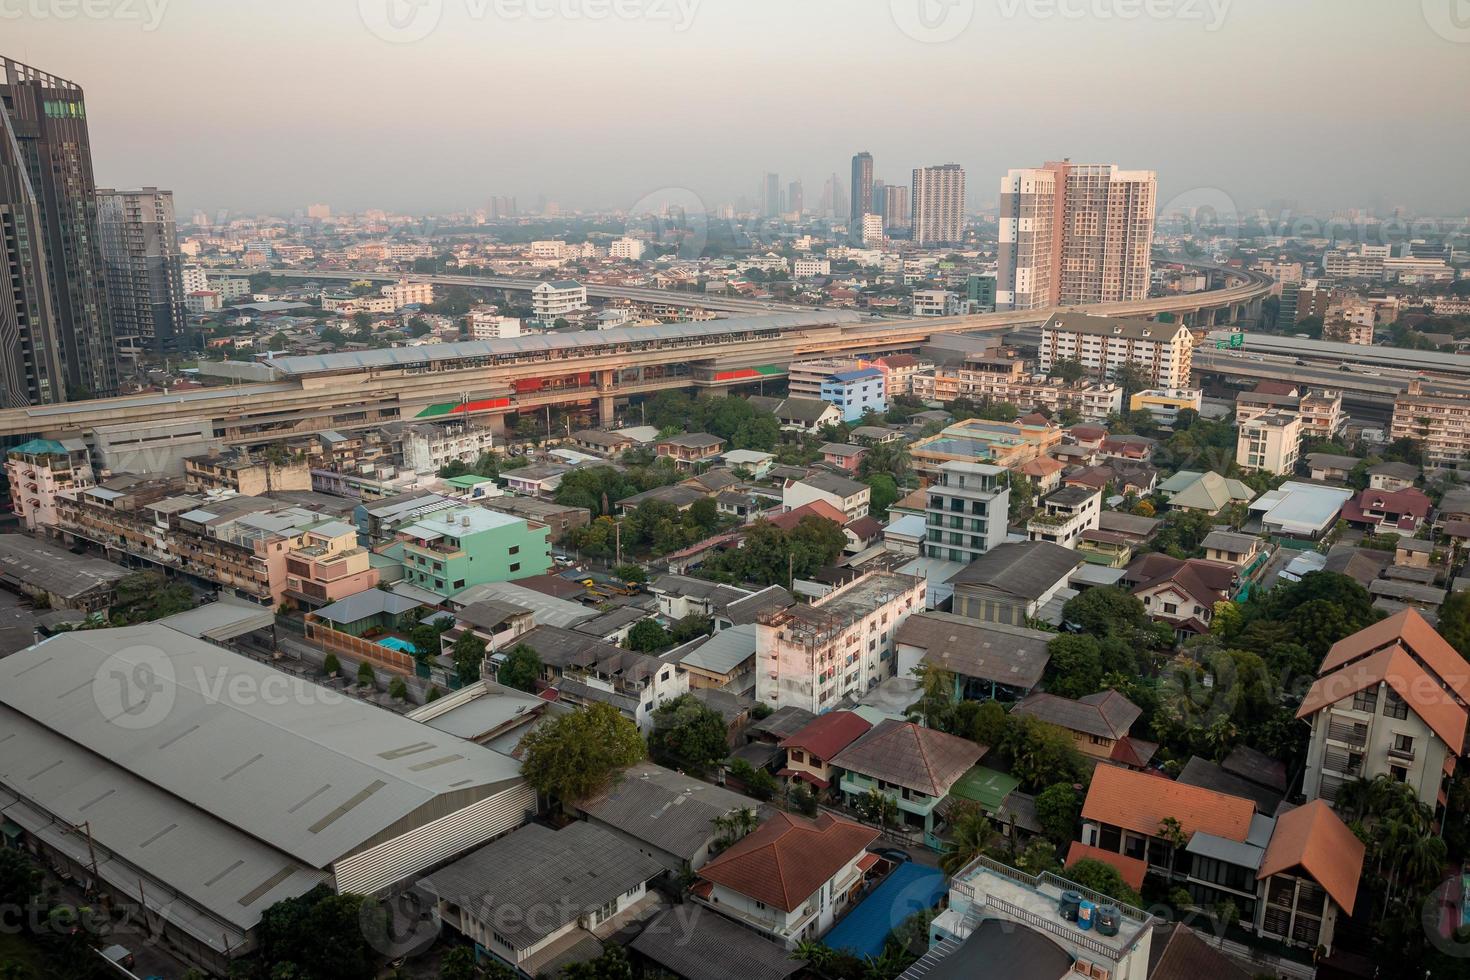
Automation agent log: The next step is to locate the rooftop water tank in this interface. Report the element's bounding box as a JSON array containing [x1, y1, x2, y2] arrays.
[[1078, 899, 1096, 931], [1059, 891, 1082, 922], [1096, 905, 1121, 937]]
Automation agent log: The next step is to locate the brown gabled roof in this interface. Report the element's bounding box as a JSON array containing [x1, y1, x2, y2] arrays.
[[767, 500, 847, 530], [1081, 765, 1255, 843], [697, 812, 878, 912], [1148, 924, 1252, 980], [1128, 554, 1234, 607], [1297, 645, 1468, 753], [1317, 608, 1470, 704], [1012, 690, 1141, 740], [1257, 801, 1365, 915], [829, 719, 985, 797]]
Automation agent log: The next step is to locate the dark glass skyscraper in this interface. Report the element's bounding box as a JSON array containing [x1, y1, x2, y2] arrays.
[[849, 151, 873, 223], [0, 96, 63, 406], [1, 58, 116, 399], [97, 187, 187, 356]]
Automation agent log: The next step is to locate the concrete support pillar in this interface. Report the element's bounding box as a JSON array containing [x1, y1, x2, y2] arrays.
[[598, 395, 616, 427], [484, 413, 507, 439]]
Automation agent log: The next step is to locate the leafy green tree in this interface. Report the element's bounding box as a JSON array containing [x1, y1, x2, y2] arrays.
[[1440, 590, 1470, 659], [1006, 715, 1085, 791], [612, 563, 647, 584], [668, 614, 713, 645], [1061, 587, 1151, 639], [1049, 358, 1086, 383], [1064, 858, 1143, 907], [388, 676, 408, 701], [627, 618, 673, 652], [1044, 634, 1104, 699], [940, 802, 996, 875], [1035, 784, 1081, 846], [256, 884, 380, 980], [323, 652, 341, 677], [649, 695, 729, 775], [969, 699, 1009, 748], [0, 848, 40, 914], [497, 643, 541, 692], [410, 618, 452, 666], [790, 785, 819, 816], [561, 941, 634, 980], [520, 703, 645, 804], [451, 631, 487, 685], [864, 473, 899, 518], [356, 660, 376, 686]]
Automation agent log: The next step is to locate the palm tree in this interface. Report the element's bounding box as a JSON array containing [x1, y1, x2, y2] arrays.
[[793, 940, 833, 973], [940, 803, 997, 876]]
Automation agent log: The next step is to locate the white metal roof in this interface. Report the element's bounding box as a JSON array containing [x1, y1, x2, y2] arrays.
[[0, 625, 522, 869]]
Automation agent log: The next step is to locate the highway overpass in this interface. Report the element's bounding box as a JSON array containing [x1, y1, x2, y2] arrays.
[[0, 268, 1272, 448]]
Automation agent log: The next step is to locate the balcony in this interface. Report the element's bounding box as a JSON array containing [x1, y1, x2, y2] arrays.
[[1325, 719, 1368, 750], [1387, 744, 1416, 762]]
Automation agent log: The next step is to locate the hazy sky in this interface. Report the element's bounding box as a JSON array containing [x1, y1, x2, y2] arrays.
[[8, 0, 1470, 218]]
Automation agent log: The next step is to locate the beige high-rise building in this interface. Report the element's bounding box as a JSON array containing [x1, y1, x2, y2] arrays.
[[911, 164, 966, 245], [998, 161, 1157, 310]]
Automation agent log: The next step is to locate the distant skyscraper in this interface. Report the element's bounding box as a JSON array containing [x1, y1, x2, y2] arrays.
[[96, 187, 187, 356], [872, 179, 886, 217], [762, 173, 782, 218], [997, 161, 1157, 310], [883, 185, 911, 232], [787, 179, 804, 216], [0, 82, 63, 405], [911, 164, 966, 246], [1, 58, 116, 398], [824, 173, 848, 221], [850, 152, 874, 220]]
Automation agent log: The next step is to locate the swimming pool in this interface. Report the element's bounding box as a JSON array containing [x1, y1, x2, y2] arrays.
[[378, 636, 417, 654]]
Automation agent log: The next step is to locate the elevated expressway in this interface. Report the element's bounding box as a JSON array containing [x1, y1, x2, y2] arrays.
[[0, 270, 1272, 447]]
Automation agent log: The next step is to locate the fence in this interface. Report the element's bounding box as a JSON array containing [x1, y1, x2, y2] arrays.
[[303, 617, 417, 676]]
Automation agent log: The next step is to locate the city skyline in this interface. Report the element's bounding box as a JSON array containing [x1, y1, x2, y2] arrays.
[[9, 1, 1469, 217]]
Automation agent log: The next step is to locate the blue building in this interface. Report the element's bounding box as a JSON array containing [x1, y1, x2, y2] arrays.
[[820, 367, 886, 422]]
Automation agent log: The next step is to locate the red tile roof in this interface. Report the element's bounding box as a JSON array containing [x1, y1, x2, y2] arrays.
[[697, 812, 878, 912], [1258, 801, 1365, 915], [1066, 842, 1148, 891], [1082, 765, 1256, 843], [767, 500, 847, 530], [779, 710, 872, 761]]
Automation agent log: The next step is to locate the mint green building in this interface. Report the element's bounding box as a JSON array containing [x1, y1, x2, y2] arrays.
[[397, 506, 551, 598]]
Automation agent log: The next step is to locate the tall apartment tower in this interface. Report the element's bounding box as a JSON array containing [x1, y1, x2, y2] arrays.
[[911, 164, 966, 246], [96, 188, 188, 356], [786, 179, 803, 216], [850, 152, 874, 225], [883, 185, 912, 233], [1, 58, 116, 398], [0, 89, 63, 405], [997, 161, 1157, 311], [762, 172, 782, 218]]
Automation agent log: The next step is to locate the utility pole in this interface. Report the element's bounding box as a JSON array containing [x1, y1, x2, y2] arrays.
[[615, 522, 622, 567]]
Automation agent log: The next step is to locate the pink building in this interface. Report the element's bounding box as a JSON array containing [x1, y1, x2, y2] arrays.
[[6, 438, 94, 531], [819, 443, 867, 473], [283, 520, 379, 608]]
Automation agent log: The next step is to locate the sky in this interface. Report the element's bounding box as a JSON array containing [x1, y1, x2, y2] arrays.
[[8, 0, 1470, 218]]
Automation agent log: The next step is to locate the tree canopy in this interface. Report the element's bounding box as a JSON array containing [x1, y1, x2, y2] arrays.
[[649, 694, 729, 775], [520, 703, 645, 803]]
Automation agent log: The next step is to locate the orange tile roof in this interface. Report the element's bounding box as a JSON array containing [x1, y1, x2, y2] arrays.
[[767, 500, 848, 531], [1297, 645, 1468, 754], [1318, 608, 1470, 704], [1257, 801, 1365, 915], [1066, 842, 1147, 891], [1081, 765, 1255, 843], [697, 812, 878, 913]]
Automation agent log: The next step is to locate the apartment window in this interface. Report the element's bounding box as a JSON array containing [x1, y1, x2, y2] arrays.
[[1393, 733, 1415, 754], [453, 579, 465, 590], [1352, 688, 1377, 712], [1390, 765, 1409, 783], [1383, 690, 1409, 720], [509, 545, 519, 555], [509, 562, 521, 573]]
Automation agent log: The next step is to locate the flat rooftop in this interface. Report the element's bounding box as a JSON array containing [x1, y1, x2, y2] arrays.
[[952, 856, 1154, 964]]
